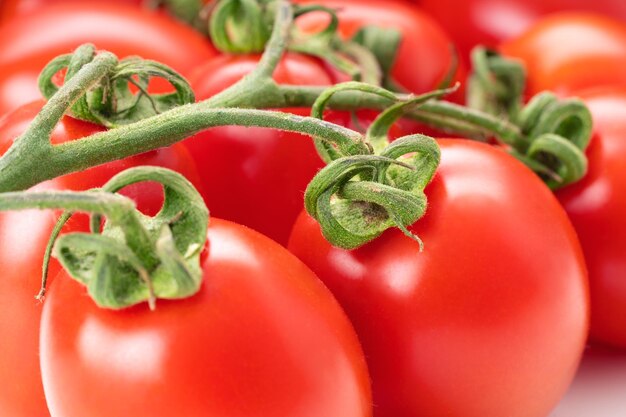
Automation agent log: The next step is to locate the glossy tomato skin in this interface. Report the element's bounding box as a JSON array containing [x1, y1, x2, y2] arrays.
[[556, 89, 626, 349], [0, 201, 55, 417], [41, 218, 372, 417], [0, 0, 143, 22], [294, 0, 466, 102], [0, 101, 201, 417], [0, 2, 216, 116], [185, 53, 333, 245], [500, 13, 626, 96], [417, 0, 626, 65], [289, 139, 588, 417]]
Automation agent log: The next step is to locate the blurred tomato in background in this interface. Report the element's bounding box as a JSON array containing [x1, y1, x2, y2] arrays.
[[500, 13, 626, 96], [415, 0, 626, 65], [0, 0, 143, 21], [0, 2, 216, 116]]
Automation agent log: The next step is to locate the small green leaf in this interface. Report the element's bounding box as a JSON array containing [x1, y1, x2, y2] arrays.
[[55, 233, 153, 309]]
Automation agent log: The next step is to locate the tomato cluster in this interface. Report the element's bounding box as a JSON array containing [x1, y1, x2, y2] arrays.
[[0, 1, 625, 417]]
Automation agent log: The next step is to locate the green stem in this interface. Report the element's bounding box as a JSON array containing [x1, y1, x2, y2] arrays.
[[0, 1, 373, 193], [0, 49, 117, 190], [0, 105, 370, 192], [235, 0, 290, 78], [310, 82, 397, 162], [39, 44, 196, 127], [351, 25, 403, 90], [412, 101, 523, 144], [280, 84, 405, 108], [196, 0, 292, 107], [339, 41, 383, 85], [366, 86, 460, 153], [31, 49, 118, 145], [279, 85, 524, 143], [0, 74, 524, 193]]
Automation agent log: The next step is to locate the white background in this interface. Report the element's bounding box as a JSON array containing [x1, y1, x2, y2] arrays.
[[550, 347, 626, 417]]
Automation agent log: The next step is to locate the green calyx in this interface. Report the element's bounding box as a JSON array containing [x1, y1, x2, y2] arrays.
[[512, 92, 592, 188], [1, 167, 208, 310], [467, 47, 526, 119], [305, 82, 452, 249], [351, 25, 404, 91], [38, 44, 195, 128], [289, 5, 384, 85], [467, 47, 592, 189], [207, 0, 402, 86], [305, 137, 439, 250], [209, 0, 274, 53], [310, 81, 457, 160]]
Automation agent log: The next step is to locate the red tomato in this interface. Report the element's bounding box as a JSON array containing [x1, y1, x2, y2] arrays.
[[185, 53, 332, 245], [40, 217, 372, 417], [288, 139, 588, 417], [0, 101, 201, 417], [0, 199, 54, 417], [294, 0, 466, 101], [0, 2, 216, 116], [0, 0, 143, 22], [556, 89, 626, 349], [500, 13, 626, 96], [417, 0, 626, 65]]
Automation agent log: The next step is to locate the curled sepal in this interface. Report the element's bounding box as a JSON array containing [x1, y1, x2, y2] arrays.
[[524, 95, 593, 151], [209, 0, 273, 53], [465, 52, 593, 189], [467, 47, 526, 120], [290, 5, 380, 84], [54, 233, 158, 310], [511, 92, 592, 188], [378, 134, 441, 190], [99, 58, 196, 127], [517, 92, 557, 136], [351, 25, 404, 91], [305, 134, 440, 249], [38, 44, 98, 100], [97, 165, 209, 257], [153, 226, 203, 299], [38, 43, 195, 128], [523, 133, 588, 189], [90, 166, 208, 306], [311, 82, 398, 162]]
